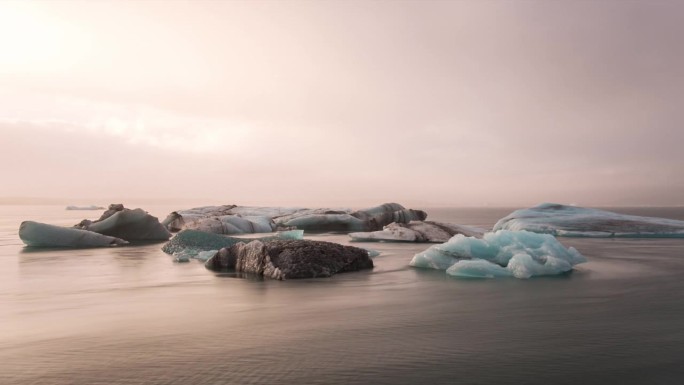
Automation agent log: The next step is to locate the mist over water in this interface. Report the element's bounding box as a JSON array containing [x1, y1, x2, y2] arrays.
[[2, 205, 684, 384]]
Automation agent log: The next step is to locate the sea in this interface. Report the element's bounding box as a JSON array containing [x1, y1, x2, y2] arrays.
[[1, 205, 684, 385]]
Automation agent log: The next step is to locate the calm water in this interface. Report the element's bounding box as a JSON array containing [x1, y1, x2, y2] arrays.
[[2, 205, 684, 385]]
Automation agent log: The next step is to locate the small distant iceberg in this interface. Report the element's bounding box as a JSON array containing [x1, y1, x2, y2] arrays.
[[494, 203, 684, 238], [410, 230, 587, 279], [66, 205, 105, 210], [350, 221, 485, 243]]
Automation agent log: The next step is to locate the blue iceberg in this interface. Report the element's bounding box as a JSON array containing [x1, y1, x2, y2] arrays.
[[161, 229, 304, 260], [410, 230, 586, 279], [19, 221, 128, 248], [494, 203, 684, 238]]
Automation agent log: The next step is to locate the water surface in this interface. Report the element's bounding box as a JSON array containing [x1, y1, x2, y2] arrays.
[[2, 205, 684, 384]]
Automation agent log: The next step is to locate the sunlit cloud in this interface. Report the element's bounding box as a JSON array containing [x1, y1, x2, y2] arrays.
[[0, 93, 250, 154]]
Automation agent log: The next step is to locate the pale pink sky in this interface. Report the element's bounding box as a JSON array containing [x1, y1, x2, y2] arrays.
[[1, 0, 683, 207]]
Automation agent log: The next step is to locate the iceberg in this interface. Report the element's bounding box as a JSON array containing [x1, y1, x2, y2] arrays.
[[161, 229, 304, 260], [162, 202, 427, 234], [20, 204, 170, 247], [205, 239, 373, 279], [75, 204, 171, 241], [19, 221, 128, 247], [410, 230, 586, 279], [494, 203, 684, 238], [349, 221, 485, 243], [66, 205, 105, 210]]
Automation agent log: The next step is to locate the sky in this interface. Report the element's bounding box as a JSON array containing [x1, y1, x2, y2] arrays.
[[1, 0, 683, 208]]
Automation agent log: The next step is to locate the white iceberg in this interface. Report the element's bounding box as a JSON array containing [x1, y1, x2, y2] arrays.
[[19, 221, 128, 248], [349, 221, 485, 243], [162, 203, 427, 234], [494, 203, 684, 238], [66, 205, 105, 210], [410, 230, 586, 279]]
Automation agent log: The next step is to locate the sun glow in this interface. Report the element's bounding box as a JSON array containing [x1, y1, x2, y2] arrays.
[[0, 2, 91, 74]]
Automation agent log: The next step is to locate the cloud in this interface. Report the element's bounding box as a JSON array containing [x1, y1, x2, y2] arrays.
[[1, 1, 683, 206]]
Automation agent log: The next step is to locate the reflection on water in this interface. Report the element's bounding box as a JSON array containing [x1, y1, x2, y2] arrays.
[[1, 206, 684, 384]]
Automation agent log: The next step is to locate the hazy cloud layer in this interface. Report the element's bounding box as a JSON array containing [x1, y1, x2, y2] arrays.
[[1, 0, 683, 207]]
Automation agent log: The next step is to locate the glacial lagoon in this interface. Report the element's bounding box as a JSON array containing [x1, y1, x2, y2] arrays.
[[2, 205, 684, 384]]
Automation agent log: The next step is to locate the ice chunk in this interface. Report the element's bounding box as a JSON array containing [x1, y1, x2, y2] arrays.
[[195, 250, 219, 261], [278, 203, 426, 232], [66, 205, 104, 210], [19, 221, 128, 248], [82, 208, 171, 241], [162, 229, 303, 260], [494, 203, 684, 238], [162, 202, 427, 234], [410, 230, 586, 279], [181, 215, 275, 234], [350, 221, 485, 243], [74, 204, 171, 241], [446, 260, 512, 278]]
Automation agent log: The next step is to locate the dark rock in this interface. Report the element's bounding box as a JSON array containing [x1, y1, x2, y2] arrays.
[[206, 239, 373, 279]]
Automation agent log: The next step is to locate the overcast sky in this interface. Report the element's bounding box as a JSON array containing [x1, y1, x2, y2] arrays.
[[1, 0, 683, 207]]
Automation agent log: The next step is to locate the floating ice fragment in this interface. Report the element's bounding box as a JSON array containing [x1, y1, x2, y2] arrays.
[[163, 203, 426, 234], [410, 230, 586, 279], [494, 203, 684, 238], [162, 229, 303, 260], [19, 221, 128, 248], [78, 207, 170, 241], [446, 260, 512, 278], [66, 205, 105, 210], [350, 221, 485, 243]]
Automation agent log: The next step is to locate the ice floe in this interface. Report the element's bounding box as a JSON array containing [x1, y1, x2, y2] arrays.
[[19, 221, 128, 248], [162, 203, 426, 234], [494, 203, 684, 238], [74, 204, 170, 241], [161, 229, 304, 260], [410, 230, 586, 279], [19, 204, 169, 247], [349, 221, 485, 243], [66, 205, 105, 210]]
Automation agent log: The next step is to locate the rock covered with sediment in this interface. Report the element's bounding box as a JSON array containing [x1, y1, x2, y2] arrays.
[[19, 221, 128, 247], [162, 202, 427, 234], [75, 204, 171, 241], [205, 239, 374, 279], [349, 221, 486, 243]]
